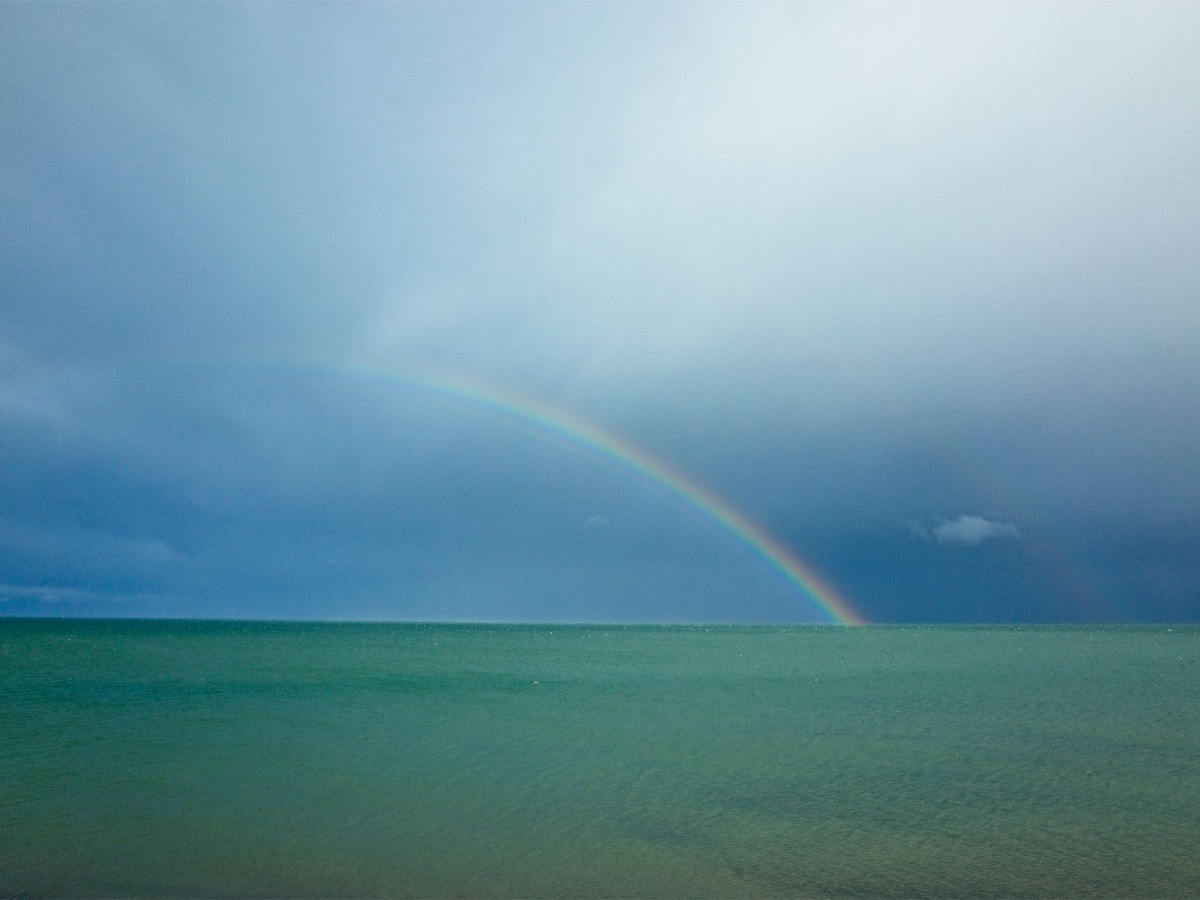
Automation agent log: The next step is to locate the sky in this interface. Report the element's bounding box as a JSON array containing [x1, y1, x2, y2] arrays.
[[2, 2, 1198, 623]]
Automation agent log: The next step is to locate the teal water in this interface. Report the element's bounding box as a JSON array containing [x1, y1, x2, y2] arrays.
[[2, 620, 1198, 898]]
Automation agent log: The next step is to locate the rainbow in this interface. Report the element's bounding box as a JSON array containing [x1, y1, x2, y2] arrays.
[[321, 363, 865, 625]]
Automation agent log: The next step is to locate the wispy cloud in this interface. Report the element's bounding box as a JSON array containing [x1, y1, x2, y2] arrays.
[[0, 583, 107, 605]]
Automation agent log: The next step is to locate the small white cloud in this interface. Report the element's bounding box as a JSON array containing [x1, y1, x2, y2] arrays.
[[932, 514, 1020, 545], [585, 514, 611, 528]]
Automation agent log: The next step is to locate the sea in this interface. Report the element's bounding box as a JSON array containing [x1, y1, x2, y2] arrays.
[[2, 619, 1197, 899]]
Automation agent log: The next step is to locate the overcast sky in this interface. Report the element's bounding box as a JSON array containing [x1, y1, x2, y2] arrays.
[[3, 2, 1198, 622]]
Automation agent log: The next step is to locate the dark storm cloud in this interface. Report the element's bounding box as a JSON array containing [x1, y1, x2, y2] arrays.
[[2, 2, 1198, 621]]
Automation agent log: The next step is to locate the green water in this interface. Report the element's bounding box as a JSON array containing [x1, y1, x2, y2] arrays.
[[2, 620, 1197, 898]]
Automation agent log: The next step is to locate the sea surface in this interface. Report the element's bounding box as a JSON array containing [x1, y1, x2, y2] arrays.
[[2, 620, 1198, 898]]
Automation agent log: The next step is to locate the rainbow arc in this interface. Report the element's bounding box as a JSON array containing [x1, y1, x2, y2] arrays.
[[344, 364, 865, 625]]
